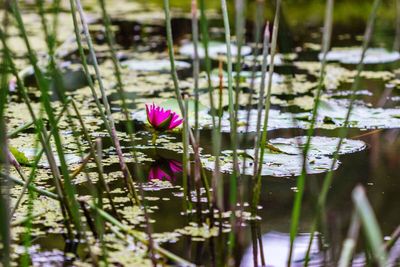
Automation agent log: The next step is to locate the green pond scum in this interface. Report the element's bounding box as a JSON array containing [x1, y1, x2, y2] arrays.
[[0, 0, 400, 266]]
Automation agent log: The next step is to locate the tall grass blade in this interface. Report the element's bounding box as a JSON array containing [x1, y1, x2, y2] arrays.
[[220, 0, 240, 261], [0, 15, 11, 267], [338, 212, 361, 267], [72, 0, 140, 204], [287, 0, 334, 264], [301, 1, 382, 264], [352, 186, 387, 266], [0, 15, 74, 238], [251, 0, 281, 213], [162, 0, 212, 213], [10, 0, 83, 236]]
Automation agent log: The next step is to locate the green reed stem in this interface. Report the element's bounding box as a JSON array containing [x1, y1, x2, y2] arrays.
[[199, 0, 216, 128], [10, 99, 70, 217], [11, 0, 83, 231], [234, 0, 245, 118], [98, 0, 158, 257], [251, 0, 281, 214], [191, 0, 200, 142], [92, 206, 195, 266], [243, 0, 265, 139], [251, 22, 270, 190], [72, 0, 140, 204], [385, 225, 400, 251], [0, 19, 11, 266], [352, 186, 387, 266], [232, 0, 247, 255], [70, 99, 119, 217], [163, 0, 212, 213], [220, 0, 240, 261], [338, 212, 361, 267], [7, 121, 34, 139], [182, 98, 191, 213], [302, 1, 381, 265], [288, 0, 334, 264], [199, 0, 222, 217], [0, 12, 74, 238], [190, 0, 205, 224], [394, 0, 400, 51], [1, 173, 60, 200]]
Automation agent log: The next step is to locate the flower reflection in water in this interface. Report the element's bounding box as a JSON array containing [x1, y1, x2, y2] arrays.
[[240, 231, 321, 267], [148, 158, 183, 182]]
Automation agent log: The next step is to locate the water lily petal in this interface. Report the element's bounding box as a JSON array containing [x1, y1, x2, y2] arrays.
[[169, 160, 183, 173], [154, 108, 171, 127], [149, 167, 172, 181], [169, 118, 183, 129]]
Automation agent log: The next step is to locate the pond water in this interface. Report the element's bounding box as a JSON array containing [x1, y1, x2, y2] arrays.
[[3, 0, 400, 266]]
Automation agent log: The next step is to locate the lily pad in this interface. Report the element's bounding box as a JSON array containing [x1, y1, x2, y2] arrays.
[[268, 136, 366, 156], [121, 59, 191, 72], [179, 41, 252, 59], [201, 137, 366, 177], [19, 148, 82, 168], [320, 48, 400, 64]]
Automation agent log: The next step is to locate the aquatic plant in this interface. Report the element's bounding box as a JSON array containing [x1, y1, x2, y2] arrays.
[[146, 103, 183, 131], [145, 103, 183, 144], [1, 0, 399, 266]]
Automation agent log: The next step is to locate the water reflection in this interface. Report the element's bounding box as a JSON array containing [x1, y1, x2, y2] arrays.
[[148, 156, 183, 182], [240, 231, 321, 267]]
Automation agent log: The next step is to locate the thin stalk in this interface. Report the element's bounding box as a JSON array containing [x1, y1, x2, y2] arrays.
[[10, 0, 83, 235], [0, 173, 60, 200], [70, 152, 92, 179], [288, 0, 334, 264], [10, 99, 71, 217], [199, 0, 222, 221], [96, 1, 157, 259], [7, 121, 34, 138], [70, 99, 119, 217], [352, 186, 387, 266], [234, 0, 245, 118], [338, 212, 361, 267], [191, 0, 200, 143], [221, 0, 240, 261], [233, 0, 246, 259], [394, 0, 400, 51], [241, 0, 264, 205], [0, 21, 74, 239], [303, 0, 381, 264], [0, 17, 11, 265], [162, 0, 212, 212], [92, 206, 195, 266], [251, 22, 270, 189], [385, 225, 400, 251], [7, 149, 27, 181], [4, 171, 190, 266], [251, 0, 281, 214], [182, 98, 192, 213], [72, 0, 140, 204], [199, 0, 216, 129], [11, 211, 46, 227]]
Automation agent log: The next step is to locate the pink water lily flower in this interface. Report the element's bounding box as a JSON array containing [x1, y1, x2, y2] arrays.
[[145, 103, 183, 132]]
